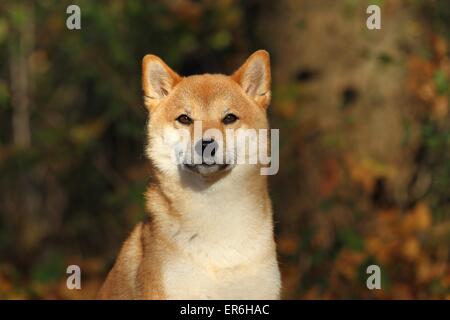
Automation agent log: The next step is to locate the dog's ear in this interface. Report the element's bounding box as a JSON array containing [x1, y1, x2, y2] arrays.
[[142, 54, 181, 109], [232, 50, 271, 109]]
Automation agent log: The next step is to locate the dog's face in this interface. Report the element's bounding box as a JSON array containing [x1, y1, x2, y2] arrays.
[[143, 51, 271, 178]]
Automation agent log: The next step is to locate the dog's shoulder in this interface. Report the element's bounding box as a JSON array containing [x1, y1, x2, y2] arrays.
[[97, 219, 156, 299]]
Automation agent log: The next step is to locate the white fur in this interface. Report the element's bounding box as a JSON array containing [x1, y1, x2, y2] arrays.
[[147, 123, 280, 299], [159, 169, 280, 299]]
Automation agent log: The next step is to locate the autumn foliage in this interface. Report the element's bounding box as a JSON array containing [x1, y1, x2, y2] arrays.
[[0, 0, 449, 299]]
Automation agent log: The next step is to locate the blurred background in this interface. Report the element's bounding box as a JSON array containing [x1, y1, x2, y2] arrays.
[[0, 0, 449, 299]]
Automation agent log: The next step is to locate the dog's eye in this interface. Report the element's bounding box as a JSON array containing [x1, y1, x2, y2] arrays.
[[176, 114, 193, 125], [222, 113, 239, 125]]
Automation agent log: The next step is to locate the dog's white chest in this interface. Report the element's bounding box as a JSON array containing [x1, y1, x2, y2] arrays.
[[160, 252, 280, 299], [151, 169, 281, 299]]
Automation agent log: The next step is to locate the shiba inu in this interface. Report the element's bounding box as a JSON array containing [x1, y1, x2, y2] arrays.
[[97, 50, 281, 299]]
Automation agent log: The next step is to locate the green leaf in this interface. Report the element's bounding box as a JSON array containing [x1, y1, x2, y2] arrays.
[[337, 229, 364, 251]]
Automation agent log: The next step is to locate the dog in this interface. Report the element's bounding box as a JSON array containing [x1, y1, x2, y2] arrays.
[[97, 50, 281, 299]]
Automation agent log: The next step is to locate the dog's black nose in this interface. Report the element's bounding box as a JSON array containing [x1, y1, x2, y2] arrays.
[[202, 139, 216, 156], [195, 139, 217, 157]]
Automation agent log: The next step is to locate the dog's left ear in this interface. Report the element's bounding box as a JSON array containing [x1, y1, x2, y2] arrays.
[[232, 50, 271, 109]]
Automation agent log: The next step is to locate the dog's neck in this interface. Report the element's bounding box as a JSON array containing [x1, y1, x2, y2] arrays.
[[146, 165, 275, 267]]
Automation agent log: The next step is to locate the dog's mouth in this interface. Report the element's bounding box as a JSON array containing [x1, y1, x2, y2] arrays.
[[183, 163, 232, 176]]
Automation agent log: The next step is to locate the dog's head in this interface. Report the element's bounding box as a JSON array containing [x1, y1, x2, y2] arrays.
[[143, 50, 271, 179]]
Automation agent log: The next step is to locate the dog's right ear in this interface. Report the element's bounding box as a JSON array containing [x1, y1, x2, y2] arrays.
[[142, 55, 181, 109]]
